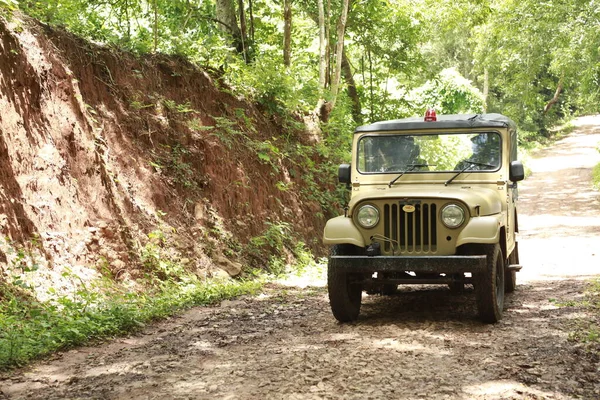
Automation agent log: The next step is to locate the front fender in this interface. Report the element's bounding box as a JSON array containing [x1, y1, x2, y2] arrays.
[[323, 216, 366, 247], [456, 215, 503, 246]]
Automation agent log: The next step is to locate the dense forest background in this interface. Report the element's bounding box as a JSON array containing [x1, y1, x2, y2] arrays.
[[4, 0, 599, 137]]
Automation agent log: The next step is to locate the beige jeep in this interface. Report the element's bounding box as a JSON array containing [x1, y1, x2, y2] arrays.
[[323, 112, 524, 323]]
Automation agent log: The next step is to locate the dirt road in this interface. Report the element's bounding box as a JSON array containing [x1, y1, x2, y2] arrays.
[[2, 117, 600, 399]]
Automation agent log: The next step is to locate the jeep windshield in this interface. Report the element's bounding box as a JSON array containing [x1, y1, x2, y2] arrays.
[[357, 132, 501, 174]]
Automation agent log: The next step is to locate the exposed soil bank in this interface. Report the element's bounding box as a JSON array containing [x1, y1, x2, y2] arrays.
[[0, 14, 328, 294]]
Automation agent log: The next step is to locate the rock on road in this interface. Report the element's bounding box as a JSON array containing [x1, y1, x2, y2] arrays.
[[2, 117, 600, 400]]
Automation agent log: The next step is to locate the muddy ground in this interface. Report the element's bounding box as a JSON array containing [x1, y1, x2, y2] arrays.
[[1, 116, 600, 399]]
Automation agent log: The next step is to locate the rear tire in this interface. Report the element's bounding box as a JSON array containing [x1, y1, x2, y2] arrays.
[[468, 244, 505, 323], [328, 244, 364, 322]]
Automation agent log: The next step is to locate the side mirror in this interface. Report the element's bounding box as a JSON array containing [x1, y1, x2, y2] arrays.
[[509, 161, 525, 182], [338, 164, 351, 184]]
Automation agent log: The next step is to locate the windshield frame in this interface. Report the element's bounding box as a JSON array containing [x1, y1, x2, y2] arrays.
[[355, 130, 504, 176]]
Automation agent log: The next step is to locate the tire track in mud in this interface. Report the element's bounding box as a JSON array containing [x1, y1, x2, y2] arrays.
[[2, 117, 600, 399]]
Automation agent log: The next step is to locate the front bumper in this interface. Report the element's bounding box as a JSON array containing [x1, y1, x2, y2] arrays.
[[330, 255, 487, 274]]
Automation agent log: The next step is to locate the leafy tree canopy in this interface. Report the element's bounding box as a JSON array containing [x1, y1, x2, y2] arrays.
[[8, 0, 599, 138]]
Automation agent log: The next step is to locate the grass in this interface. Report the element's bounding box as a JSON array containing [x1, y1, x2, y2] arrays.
[[0, 276, 262, 370], [593, 163, 600, 190], [592, 140, 600, 190], [0, 231, 321, 371], [592, 140, 600, 191]]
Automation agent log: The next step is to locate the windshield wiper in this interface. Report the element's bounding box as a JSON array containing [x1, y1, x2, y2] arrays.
[[388, 164, 431, 188], [445, 160, 495, 186]]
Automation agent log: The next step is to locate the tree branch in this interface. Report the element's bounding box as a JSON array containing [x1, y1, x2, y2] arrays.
[[543, 75, 564, 115]]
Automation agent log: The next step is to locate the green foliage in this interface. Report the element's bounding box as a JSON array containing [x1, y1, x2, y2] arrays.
[[251, 139, 281, 172], [0, 0, 17, 11], [0, 236, 269, 370], [206, 117, 241, 149], [347, 0, 423, 122], [13, 0, 600, 140], [593, 163, 600, 191], [151, 144, 199, 189], [163, 99, 194, 114], [251, 221, 291, 250], [2, 237, 42, 292], [202, 115, 285, 173], [289, 242, 314, 274], [226, 57, 318, 114], [245, 221, 317, 275], [130, 100, 154, 110], [409, 68, 484, 115], [291, 95, 356, 219], [471, 0, 599, 132], [288, 138, 348, 220], [518, 120, 574, 152], [140, 228, 186, 280], [16, 0, 229, 58], [0, 276, 262, 369], [418, 134, 471, 171]]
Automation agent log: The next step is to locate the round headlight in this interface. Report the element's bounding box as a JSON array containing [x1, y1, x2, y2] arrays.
[[441, 204, 465, 229], [357, 205, 379, 229]]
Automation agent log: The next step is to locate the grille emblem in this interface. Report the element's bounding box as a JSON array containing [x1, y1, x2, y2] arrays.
[[402, 205, 416, 213]]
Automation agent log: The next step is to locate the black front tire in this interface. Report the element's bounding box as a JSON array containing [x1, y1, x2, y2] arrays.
[[470, 244, 505, 323], [328, 244, 364, 322]]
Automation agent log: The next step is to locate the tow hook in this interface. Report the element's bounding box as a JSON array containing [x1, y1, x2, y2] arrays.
[[366, 242, 381, 256]]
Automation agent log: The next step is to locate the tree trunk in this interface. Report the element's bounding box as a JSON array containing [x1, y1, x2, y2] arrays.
[[368, 48, 374, 120], [152, 0, 158, 53], [483, 68, 489, 113], [329, 0, 350, 108], [543, 76, 564, 114], [341, 49, 362, 124], [325, 0, 331, 87], [248, 0, 255, 44], [283, 0, 292, 67], [237, 0, 249, 62], [313, 0, 328, 121], [317, 0, 327, 90], [215, 0, 243, 53], [124, 0, 131, 42]]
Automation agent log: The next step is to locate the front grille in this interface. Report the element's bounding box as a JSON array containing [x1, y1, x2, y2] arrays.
[[383, 202, 437, 253]]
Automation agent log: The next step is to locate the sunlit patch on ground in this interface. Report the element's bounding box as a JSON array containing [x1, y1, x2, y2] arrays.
[[274, 258, 328, 288], [462, 379, 556, 398]]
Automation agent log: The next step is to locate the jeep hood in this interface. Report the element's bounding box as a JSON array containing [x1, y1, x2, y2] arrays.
[[348, 186, 502, 216]]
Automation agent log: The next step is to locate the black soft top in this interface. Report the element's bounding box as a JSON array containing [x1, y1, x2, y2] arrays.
[[355, 113, 517, 133]]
